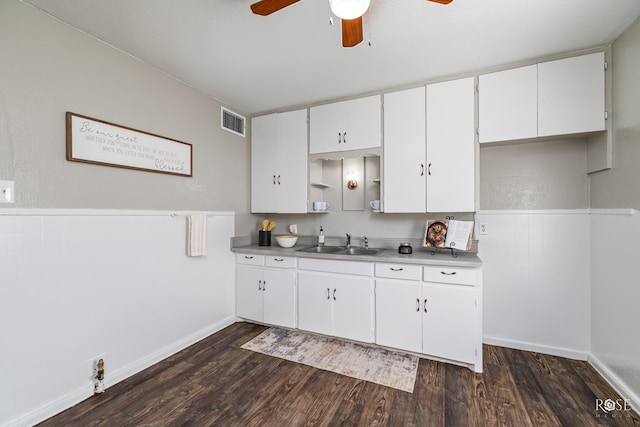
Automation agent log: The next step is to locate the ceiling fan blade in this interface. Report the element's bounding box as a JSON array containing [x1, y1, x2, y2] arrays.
[[427, 0, 453, 4], [251, 0, 300, 16], [342, 17, 363, 48]]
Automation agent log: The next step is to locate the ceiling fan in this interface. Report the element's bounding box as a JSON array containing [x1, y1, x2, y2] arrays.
[[250, 0, 453, 48]]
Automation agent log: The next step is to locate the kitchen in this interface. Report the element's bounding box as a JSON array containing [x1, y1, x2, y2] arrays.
[[1, 0, 640, 425]]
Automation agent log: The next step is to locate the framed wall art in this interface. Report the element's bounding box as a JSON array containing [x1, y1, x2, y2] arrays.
[[66, 112, 192, 177]]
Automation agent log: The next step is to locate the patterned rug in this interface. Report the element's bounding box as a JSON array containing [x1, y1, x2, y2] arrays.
[[241, 328, 419, 393]]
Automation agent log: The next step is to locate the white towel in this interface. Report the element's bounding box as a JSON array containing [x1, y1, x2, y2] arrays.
[[187, 214, 207, 257]]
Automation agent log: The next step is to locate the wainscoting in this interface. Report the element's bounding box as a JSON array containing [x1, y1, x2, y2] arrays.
[[0, 209, 236, 427]]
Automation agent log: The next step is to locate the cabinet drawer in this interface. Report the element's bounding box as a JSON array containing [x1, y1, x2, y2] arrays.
[[236, 253, 264, 266], [298, 258, 372, 276], [265, 256, 297, 269], [423, 266, 477, 286], [375, 263, 422, 281]]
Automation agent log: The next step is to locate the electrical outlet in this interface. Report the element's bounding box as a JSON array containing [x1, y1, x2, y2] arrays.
[[87, 353, 106, 379], [479, 222, 489, 235], [0, 180, 15, 204]]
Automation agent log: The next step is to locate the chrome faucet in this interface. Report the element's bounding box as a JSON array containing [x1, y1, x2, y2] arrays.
[[345, 233, 352, 248], [363, 236, 369, 249]]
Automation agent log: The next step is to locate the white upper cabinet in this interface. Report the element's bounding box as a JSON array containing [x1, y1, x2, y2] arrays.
[[538, 51, 605, 137], [310, 95, 381, 154], [251, 109, 308, 213], [383, 87, 426, 213], [479, 51, 606, 143], [479, 65, 538, 143], [426, 77, 476, 213]]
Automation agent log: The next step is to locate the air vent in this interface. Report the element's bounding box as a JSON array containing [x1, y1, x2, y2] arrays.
[[221, 107, 246, 137]]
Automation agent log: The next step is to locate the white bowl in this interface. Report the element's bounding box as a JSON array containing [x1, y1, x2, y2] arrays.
[[275, 235, 298, 248]]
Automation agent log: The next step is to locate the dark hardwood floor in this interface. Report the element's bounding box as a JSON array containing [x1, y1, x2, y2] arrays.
[[38, 322, 640, 426]]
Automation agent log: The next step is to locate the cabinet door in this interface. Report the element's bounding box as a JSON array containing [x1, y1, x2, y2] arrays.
[[342, 95, 382, 152], [236, 265, 264, 322], [310, 102, 343, 154], [383, 87, 426, 213], [426, 77, 476, 212], [276, 109, 308, 213], [262, 269, 297, 328], [251, 114, 279, 213], [375, 280, 422, 353], [422, 283, 477, 364], [479, 65, 538, 143], [298, 272, 333, 336], [332, 276, 374, 343], [538, 52, 605, 137]]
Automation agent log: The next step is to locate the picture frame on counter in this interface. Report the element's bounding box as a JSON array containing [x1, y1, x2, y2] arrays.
[[66, 112, 193, 177]]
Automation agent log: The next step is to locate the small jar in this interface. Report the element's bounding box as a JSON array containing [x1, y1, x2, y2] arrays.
[[398, 243, 413, 254]]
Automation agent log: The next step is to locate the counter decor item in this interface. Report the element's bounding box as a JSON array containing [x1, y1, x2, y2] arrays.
[[276, 235, 298, 248], [259, 219, 276, 246], [398, 243, 412, 254]]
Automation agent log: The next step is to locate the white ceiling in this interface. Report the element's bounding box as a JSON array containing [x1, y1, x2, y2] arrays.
[[22, 0, 640, 116]]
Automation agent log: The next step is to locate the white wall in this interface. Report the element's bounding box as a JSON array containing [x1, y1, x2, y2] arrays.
[[590, 210, 640, 410], [0, 0, 252, 233], [0, 210, 236, 427], [476, 210, 591, 359]]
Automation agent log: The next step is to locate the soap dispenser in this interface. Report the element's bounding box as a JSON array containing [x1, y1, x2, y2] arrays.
[[318, 226, 325, 246]]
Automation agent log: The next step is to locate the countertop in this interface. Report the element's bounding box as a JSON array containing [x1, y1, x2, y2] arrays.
[[231, 244, 482, 268]]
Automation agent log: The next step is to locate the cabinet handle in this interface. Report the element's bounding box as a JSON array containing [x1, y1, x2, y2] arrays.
[[338, 132, 342, 144], [273, 258, 284, 262], [273, 174, 276, 185], [327, 288, 330, 300], [343, 132, 347, 144], [416, 298, 420, 312], [244, 256, 254, 259], [263, 280, 266, 291], [258, 280, 262, 290], [389, 267, 404, 272], [333, 288, 337, 300], [420, 163, 424, 176], [440, 271, 457, 275], [428, 162, 432, 176], [424, 298, 428, 313], [277, 175, 281, 185]]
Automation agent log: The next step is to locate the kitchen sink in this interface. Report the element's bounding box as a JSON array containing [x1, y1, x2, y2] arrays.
[[296, 246, 384, 256], [338, 247, 384, 256], [297, 246, 345, 254]]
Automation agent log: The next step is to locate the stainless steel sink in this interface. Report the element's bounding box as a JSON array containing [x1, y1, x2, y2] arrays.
[[337, 247, 384, 256], [297, 246, 345, 254]]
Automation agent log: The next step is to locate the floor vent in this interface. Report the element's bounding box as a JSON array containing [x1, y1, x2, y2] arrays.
[[221, 107, 246, 137]]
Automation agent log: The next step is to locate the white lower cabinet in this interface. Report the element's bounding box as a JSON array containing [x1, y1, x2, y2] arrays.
[[375, 263, 482, 372], [236, 255, 297, 328], [298, 259, 374, 343]]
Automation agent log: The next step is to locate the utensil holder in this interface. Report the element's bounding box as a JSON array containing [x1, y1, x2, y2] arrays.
[[258, 230, 271, 246]]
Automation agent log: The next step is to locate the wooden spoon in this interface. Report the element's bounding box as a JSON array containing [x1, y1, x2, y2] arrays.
[[262, 219, 269, 231]]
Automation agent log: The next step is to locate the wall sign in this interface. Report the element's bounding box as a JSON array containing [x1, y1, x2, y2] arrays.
[[66, 112, 192, 177]]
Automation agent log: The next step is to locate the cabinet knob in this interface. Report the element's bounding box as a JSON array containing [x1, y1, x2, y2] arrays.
[[428, 162, 432, 176], [416, 298, 420, 312], [273, 175, 276, 184], [343, 132, 347, 144], [258, 280, 262, 290], [424, 298, 428, 313], [277, 175, 281, 185], [263, 281, 266, 291], [333, 288, 337, 300], [420, 163, 424, 176], [327, 288, 330, 300], [338, 132, 342, 143]]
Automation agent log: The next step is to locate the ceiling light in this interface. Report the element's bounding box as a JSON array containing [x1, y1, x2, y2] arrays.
[[329, 0, 371, 20]]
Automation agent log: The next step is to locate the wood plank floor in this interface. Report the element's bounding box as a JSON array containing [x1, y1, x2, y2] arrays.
[[38, 322, 640, 426]]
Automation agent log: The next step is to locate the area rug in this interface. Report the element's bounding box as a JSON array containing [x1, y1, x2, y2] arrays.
[[241, 328, 419, 393]]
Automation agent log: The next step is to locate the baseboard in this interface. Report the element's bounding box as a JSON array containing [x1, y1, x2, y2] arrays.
[[483, 336, 590, 361], [3, 316, 237, 427], [589, 354, 640, 415]]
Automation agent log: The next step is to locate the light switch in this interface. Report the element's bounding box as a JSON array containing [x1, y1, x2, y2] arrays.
[[0, 180, 15, 204]]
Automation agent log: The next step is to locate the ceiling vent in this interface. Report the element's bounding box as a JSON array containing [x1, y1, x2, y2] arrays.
[[221, 107, 246, 137]]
